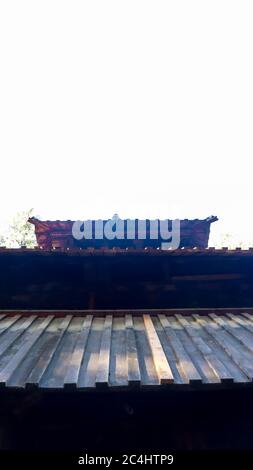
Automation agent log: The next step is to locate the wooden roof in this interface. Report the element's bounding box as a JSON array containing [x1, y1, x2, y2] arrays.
[[1, 309, 253, 391], [28, 216, 218, 250]]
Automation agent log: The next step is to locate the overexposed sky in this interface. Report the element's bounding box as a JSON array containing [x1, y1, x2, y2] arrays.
[[0, 1, 253, 243]]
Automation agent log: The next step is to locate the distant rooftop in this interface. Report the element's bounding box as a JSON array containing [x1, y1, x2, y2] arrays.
[[29, 216, 218, 250]]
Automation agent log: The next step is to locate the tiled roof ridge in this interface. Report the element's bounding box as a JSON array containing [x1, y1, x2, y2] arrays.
[[28, 215, 218, 224]]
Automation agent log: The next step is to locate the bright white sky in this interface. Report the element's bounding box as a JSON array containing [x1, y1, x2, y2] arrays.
[[0, 1, 252, 245]]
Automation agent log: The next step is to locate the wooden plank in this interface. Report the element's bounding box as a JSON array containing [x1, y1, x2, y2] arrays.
[[143, 314, 174, 384], [26, 315, 72, 388], [77, 317, 104, 390], [125, 314, 141, 386], [210, 314, 253, 354], [0, 315, 21, 336], [9, 317, 73, 389], [40, 317, 85, 389], [241, 314, 253, 333], [109, 316, 128, 388], [0, 316, 53, 387], [227, 313, 253, 335], [158, 314, 202, 384], [95, 315, 113, 388], [170, 315, 219, 384], [194, 315, 253, 380], [192, 314, 248, 383], [133, 316, 159, 387], [242, 313, 253, 321], [0, 316, 36, 357], [64, 315, 93, 389], [152, 316, 184, 384], [175, 314, 233, 383]]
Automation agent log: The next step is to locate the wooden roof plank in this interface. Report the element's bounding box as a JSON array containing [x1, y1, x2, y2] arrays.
[[77, 317, 104, 390], [175, 314, 233, 384], [169, 315, 219, 384], [227, 313, 253, 337], [6, 324, 61, 389], [0, 316, 36, 357], [242, 313, 253, 322], [133, 316, 159, 387], [125, 314, 141, 386], [64, 315, 93, 389], [0, 316, 53, 388], [40, 317, 84, 389], [143, 314, 174, 384], [192, 314, 248, 383], [26, 315, 72, 389], [227, 313, 253, 329], [195, 315, 253, 380], [210, 314, 253, 355], [95, 315, 113, 389], [0, 315, 22, 336], [152, 316, 185, 384], [158, 314, 202, 384], [109, 316, 128, 388]]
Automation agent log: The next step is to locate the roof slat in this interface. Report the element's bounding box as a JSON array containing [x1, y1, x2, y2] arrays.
[[77, 317, 104, 390], [95, 315, 113, 389], [133, 316, 159, 387], [143, 314, 174, 384], [210, 314, 253, 355], [125, 314, 141, 386], [0, 315, 22, 336], [159, 314, 202, 384], [175, 314, 233, 383], [109, 317, 128, 388], [195, 315, 253, 381], [26, 315, 72, 389], [170, 316, 219, 384], [64, 315, 93, 389], [0, 316, 53, 388], [0, 316, 36, 357], [40, 317, 83, 390]]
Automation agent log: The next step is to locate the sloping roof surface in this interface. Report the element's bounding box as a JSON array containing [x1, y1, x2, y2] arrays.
[[0, 310, 253, 391]]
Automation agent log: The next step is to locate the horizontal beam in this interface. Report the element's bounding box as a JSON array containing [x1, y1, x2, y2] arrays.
[[1, 307, 253, 317]]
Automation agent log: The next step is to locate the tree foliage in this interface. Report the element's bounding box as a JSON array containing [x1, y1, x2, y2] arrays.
[[0, 209, 37, 248]]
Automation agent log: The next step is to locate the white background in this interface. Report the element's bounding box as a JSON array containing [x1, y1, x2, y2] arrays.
[[0, 1, 252, 244]]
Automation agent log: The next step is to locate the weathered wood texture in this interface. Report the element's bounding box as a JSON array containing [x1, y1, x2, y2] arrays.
[[28, 216, 218, 250], [0, 310, 253, 390]]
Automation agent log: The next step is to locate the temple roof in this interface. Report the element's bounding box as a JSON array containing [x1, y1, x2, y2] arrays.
[[28, 216, 218, 250]]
